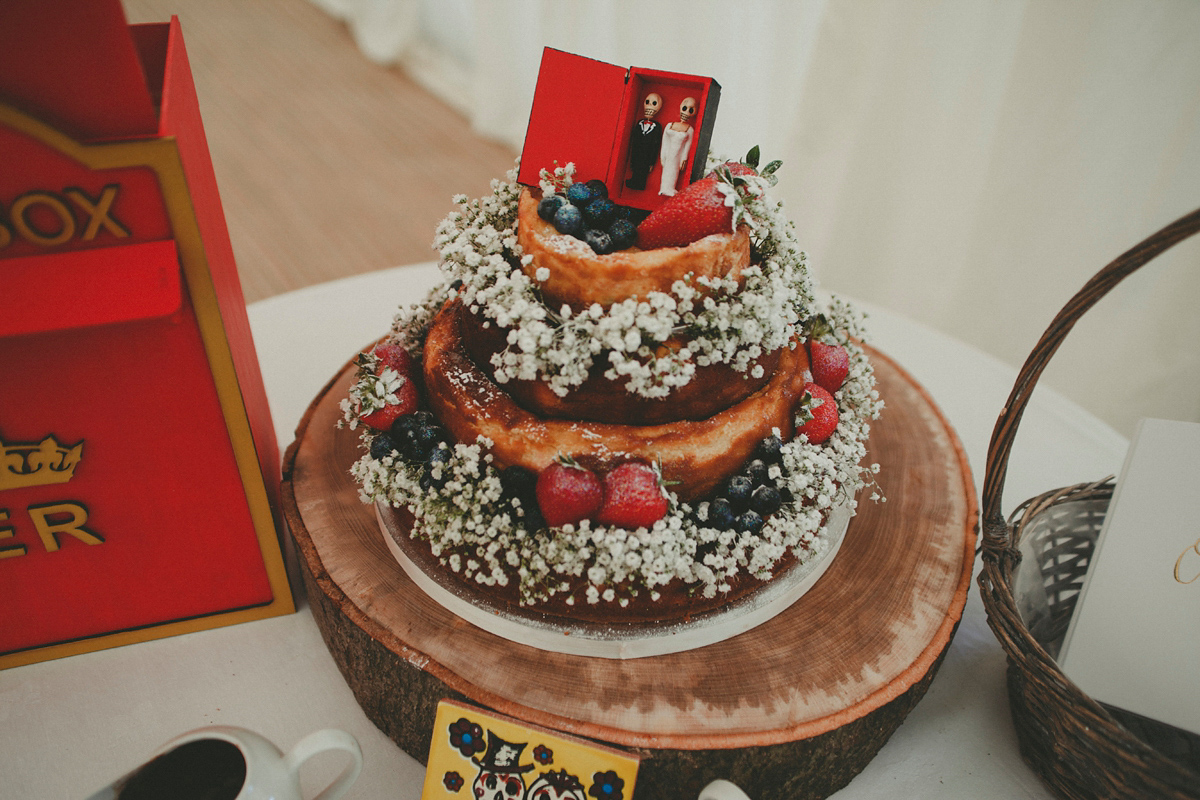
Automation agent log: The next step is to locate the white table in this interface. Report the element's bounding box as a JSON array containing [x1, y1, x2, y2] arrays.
[[1, 263, 1127, 800]]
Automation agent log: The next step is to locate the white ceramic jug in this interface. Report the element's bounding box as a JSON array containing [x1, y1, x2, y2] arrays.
[[698, 779, 752, 800], [86, 725, 362, 800]]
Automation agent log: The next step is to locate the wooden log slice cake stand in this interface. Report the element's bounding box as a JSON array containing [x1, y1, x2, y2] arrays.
[[281, 344, 977, 800]]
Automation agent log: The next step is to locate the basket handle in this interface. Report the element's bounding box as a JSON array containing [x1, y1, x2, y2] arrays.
[[980, 207, 1200, 559]]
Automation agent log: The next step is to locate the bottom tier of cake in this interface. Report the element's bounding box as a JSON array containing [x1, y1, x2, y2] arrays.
[[376, 498, 852, 659]]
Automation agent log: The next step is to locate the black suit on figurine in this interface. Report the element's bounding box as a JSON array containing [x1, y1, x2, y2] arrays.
[[626, 118, 663, 191]]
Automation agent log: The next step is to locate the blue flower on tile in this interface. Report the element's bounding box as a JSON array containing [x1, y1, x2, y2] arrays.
[[443, 770, 464, 792], [589, 770, 624, 800], [448, 717, 486, 758]]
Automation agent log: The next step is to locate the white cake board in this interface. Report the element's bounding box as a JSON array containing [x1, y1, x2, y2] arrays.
[[378, 501, 851, 659]]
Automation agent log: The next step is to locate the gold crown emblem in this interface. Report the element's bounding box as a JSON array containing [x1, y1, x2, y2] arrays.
[[0, 434, 84, 491]]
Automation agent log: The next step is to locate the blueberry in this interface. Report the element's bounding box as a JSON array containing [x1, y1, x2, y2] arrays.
[[608, 219, 637, 251], [392, 411, 431, 438], [553, 204, 583, 235], [743, 458, 770, 487], [369, 433, 397, 460], [419, 468, 445, 491], [583, 197, 615, 229], [754, 434, 784, 463], [706, 497, 736, 531], [401, 433, 427, 463], [426, 444, 453, 468], [414, 424, 446, 457], [387, 422, 419, 461], [565, 183, 594, 206], [521, 502, 546, 532], [537, 194, 565, 221], [389, 414, 416, 436], [723, 474, 754, 510], [499, 465, 538, 499], [735, 509, 764, 534], [584, 179, 608, 199], [750, 485, 783, 516], [582, 229, 613, 255], [392, 419, 443, 463]]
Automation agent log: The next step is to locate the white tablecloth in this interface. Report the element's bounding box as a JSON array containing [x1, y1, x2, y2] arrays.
[[0, 263, 1127, 800]]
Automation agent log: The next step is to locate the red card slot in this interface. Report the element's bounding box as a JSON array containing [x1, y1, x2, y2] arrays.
[[0, 238, 181, 336]]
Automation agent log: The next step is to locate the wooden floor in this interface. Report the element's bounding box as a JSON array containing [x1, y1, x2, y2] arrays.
[[123, 0, 517, 303]]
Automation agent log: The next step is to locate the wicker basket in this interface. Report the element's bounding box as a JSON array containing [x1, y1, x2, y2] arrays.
[[977, 207, 1200, 800]]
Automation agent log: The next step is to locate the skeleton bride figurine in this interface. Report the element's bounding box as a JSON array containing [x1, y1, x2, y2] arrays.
[[658, 96, 696, 196]]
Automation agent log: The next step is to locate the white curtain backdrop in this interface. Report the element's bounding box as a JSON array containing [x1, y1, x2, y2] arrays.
[[311, 0, 1200, 439]]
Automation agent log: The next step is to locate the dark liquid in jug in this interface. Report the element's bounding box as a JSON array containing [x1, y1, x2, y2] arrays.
[[117, 739, 246, 800]]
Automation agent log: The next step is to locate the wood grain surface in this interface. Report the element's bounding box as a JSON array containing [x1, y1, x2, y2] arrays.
[[282, 345, 977, 799]]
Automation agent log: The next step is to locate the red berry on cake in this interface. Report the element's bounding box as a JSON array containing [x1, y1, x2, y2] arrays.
[[373, 341, 414, 377], [809, 339, 849, 393], [360, 376, 418, 431], [536, 458, 604, 527], [795, 383, 839, 444], [596, 461, 669, 529], [636, 148, 779, 250], [636, 174, 734, 250], [722, 161, 759, 179]]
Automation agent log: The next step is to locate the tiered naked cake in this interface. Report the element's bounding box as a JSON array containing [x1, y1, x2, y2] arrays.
[[337, 150, 883, 655]]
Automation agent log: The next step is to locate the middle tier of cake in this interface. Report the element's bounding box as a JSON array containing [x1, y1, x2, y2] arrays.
[[423, 296, 814, 502]]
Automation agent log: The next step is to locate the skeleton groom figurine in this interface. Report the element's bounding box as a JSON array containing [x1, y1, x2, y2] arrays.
[[659, 96, 696, 196], [625, 92, 663, 191]]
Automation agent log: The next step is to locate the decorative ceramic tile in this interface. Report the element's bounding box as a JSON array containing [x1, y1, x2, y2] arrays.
[[422, 699, 639, 800]]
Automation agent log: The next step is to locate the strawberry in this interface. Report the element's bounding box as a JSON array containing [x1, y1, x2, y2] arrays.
[[359, 341, 419, 430], [536, 459, 604, 527], [795, 382, 839, 444], [361, 375, 418, 430], [636, 147, 782, 249], [723, 161, 759, 179], [636, 174, 732, 249], [372, 341, 414, 376], [596, 461, 669, 529], [808, 339, 849, 393]]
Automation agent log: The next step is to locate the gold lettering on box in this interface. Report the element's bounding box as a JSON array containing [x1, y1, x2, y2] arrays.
[[28, 502, 102, 552], [0, 510, 26, 559], [0, 184, 128, 249], [65, 185, 129, 240], [10, 191, 75, 246], [1175, 535, 1200, 585]]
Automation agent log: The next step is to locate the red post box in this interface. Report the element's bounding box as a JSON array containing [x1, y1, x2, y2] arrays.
[[0, 1, 293, 668]]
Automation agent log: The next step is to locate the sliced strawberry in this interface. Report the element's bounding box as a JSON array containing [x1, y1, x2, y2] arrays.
[[361, 376, 419, 431], [536, 460, 604, 527], [808, 339, 849, 393], [795, 382, 839, 444], [596, 461, 668, 529]]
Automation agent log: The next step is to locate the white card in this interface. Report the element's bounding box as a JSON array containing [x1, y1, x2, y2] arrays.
[[1058, 418, 1200, 736]]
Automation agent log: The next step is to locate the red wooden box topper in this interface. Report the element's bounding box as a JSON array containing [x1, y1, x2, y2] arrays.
[[517, 48, 720, 212], [0, 1, 292, 668]]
